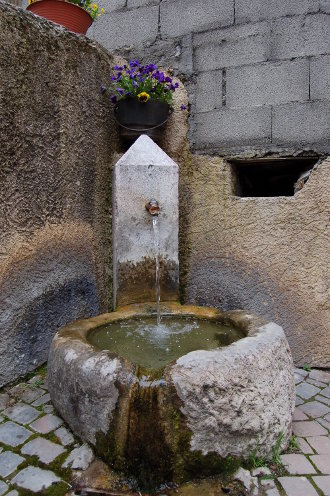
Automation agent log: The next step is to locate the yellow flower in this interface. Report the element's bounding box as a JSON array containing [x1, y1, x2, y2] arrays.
[[137, 92, 150, 103], [101, 8, 104, 13], [92, 3, 97, 10]]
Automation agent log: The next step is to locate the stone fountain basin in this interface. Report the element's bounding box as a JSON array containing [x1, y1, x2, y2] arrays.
[[48, 302, 295, 485]]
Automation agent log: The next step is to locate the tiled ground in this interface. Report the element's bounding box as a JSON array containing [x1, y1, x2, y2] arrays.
[[0, 367, 329, 495]]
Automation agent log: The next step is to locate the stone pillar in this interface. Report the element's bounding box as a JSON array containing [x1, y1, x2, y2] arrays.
[[113, 135, 179, 308]]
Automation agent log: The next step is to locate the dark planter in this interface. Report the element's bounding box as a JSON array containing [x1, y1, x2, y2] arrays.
[[115, 98, 171, 142], [27, 0, 93, 35]]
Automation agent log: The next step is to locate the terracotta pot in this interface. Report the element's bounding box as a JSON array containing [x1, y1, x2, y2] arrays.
[[115, 98, 171, 142], [27, 0, 93, 35]]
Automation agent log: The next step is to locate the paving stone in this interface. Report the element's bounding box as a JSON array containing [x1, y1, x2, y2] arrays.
[[309, 369, 330, 383], [252, 466, 272, 477], [299, 401, 329, 418], [293, 408, 308, 421], [296, 438, 314, 454], [295, 368, 308, 378], [278, 476, 319, 495], [295, 396, 304, 406], [21, 387, 45, 404], [325, 413, 330, 422], [0, 481, 8, 496], [62, 443, 94, 469], [296, 382, 320, 400], [312, 475, 330, 495], [0, 415, 3, 423], [29, 414, 63, 434], [294, 373, 304, 385], [293, 421, 328, 437], [307, 378, 329, 388], [27, 375, 43, 385], [280, 454, 316, 474], [260, 478, 275, 488], [3, 403, 40, 425], [0, 393, 10, 411], [310, 454, 330, 473], [8, 383, 28, 400], [320, 387, 330, 399], [55, 426, 74, 446], [307, 436, 330, 454], [0, 450, 25, 477], [316, 394, 330, 406], [43, 404, 54, 414], [21, 437, 66, 464], [0, 421, 32, 447], [264, 488, 280, 496], [317, 418, 330, 431], [31, 393, 51, 407], [12, 466, 61, 491], [6, 491, 19, 496]]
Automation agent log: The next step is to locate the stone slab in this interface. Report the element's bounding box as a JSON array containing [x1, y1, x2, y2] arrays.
[[296, 438, 314, 454], [293, 408, 308, 421], [31, 393, 51, 407], [295, 373, 304, 385], [3, 403, 40, 425], [0, 481, 8, 496], [296, 382, 321, 400], [278, 476, 319, 496], [317, 418, 330, 431], [21, 437, 66, 464], [309, 369, 330, 384], [55, 426, 74, 446], [316, 395, 330, 407], [62, 443, 94, 469], [43, 404, 54, 414], [21, 387, 45, 404], [280, 454, 316, 475], [312, 475, 330, 495], [12, 466, 61, 492], [310, 454, 330, 474], [295, 368, 308, 378], [6, 491, 19, 496], [0, 421, 32, 447], [0, 450, 25, 477], [293, 421, 328, 437], [0, 393, 10, 411], [299, 401, 329, 418], [307, 378, 328, 388], [306, 436, 330, 454], [320, 387, 330, 399], [235, 0, 319, 23], [30, 414, 63, 434], [296, 397, 304, 406]]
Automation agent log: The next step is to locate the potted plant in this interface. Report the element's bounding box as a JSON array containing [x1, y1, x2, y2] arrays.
[[102, 60, 187, 142], [27, 0, 104, 35]]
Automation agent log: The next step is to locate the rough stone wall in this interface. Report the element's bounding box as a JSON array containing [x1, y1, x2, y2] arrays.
[[0, 1, 118, 386], [179, 156, 330, 367], [90, 0, 330, 156]]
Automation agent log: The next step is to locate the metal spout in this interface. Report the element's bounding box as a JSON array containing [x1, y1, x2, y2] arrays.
[[145, 198, 160, 216]]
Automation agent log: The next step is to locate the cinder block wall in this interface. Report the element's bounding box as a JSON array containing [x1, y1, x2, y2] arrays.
[[91, 0, 330, 156]]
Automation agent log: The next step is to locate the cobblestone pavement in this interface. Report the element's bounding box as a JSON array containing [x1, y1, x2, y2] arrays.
[[0, 367, 329, 495]]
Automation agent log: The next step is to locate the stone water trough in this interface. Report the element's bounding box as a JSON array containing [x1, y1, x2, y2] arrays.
[[48, 301, 295, 488]]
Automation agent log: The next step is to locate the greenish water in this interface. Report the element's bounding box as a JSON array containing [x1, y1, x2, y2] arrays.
[[88, 316, 243, 370]]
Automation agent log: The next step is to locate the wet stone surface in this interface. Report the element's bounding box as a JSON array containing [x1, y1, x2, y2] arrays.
[[0, 366, 329, 495]]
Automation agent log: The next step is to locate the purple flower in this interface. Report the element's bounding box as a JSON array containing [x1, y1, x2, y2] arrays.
[[110, 95, 117, 103], [165, 76, 172, 83], [116, 88, 124, 95], [132, 80, 139, 87], [114, 65, 123, 71], [180, 104, 187, 110], [100, 84, 106, 94]]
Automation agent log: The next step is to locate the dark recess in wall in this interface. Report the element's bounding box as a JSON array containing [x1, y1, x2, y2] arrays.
[[230, 157, 319, 197]]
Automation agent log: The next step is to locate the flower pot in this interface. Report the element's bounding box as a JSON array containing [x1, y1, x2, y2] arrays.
[[114, 98, 171, 142], [27, 0, 93, 35]]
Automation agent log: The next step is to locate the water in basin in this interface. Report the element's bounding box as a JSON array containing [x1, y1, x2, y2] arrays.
[[88, 315, 244, 370]]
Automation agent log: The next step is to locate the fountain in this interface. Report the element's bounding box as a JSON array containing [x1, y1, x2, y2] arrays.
[[48, 136, 295, 490]]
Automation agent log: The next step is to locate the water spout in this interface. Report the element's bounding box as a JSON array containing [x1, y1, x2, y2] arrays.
[[145, 198, 160, 216], [152, 215, 161, 325]]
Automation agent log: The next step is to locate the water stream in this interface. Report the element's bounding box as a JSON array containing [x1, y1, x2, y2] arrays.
[[152, 215, 161, 325]]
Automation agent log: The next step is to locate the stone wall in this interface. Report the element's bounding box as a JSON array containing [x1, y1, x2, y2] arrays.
[[90, 0, 330, 156], [0, 1, 118, 386], [179, 156, 330, 367]]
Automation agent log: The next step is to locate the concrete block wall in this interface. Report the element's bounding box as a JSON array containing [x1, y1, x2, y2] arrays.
[[91, 0, 330, 156]]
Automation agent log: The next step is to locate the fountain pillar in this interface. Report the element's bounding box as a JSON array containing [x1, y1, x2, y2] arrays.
[[113, 135, 179, 308]]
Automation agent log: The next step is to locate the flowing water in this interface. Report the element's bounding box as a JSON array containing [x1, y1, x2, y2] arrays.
[[152, 216, 161, 325], [88, 316, 243, 370]]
